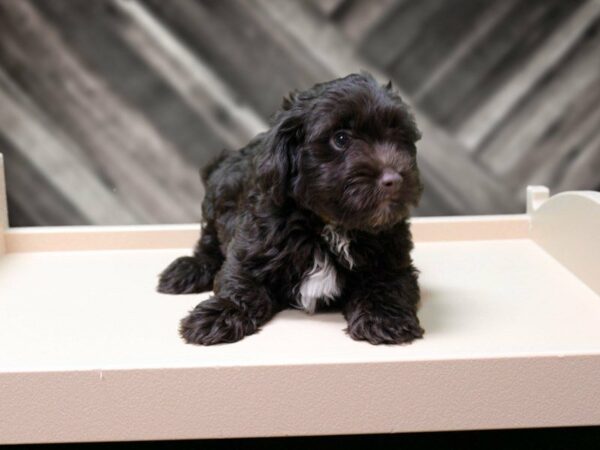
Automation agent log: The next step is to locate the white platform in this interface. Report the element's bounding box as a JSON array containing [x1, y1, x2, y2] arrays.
[[1, 152, 599, 443], [1, 239, 599, 372]]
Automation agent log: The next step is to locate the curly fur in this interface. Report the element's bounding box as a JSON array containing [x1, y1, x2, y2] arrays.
[[158, 73, 425, 346]]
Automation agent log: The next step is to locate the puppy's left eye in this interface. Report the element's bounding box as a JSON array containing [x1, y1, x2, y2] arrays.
[[332, 131, 351, 150]]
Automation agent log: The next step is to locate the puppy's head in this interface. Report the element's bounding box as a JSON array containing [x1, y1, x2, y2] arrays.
[[257, 73, 422, 232]]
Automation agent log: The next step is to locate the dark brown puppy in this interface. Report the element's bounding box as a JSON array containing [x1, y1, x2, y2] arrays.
[[158, 73, 424, 345]]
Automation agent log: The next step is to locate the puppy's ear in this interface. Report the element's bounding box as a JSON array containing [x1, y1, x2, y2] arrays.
[[385, 80, 393, 91], [256, 109, 303, 207]]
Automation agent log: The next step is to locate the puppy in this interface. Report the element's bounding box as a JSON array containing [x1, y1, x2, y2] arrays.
[[158, 73, 424, 345]]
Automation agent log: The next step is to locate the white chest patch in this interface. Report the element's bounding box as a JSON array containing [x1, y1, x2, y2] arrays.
[[296, 226, 354, 314], [298, 252, 340, 314]]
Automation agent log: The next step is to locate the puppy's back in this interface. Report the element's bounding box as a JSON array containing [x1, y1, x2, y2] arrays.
[[200, 149, 235, 186]]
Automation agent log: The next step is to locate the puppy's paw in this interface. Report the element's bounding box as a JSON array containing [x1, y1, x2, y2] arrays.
[[346, 311, 424, 345], [179, 297, 257, 345], [157, 256, 215, 294]]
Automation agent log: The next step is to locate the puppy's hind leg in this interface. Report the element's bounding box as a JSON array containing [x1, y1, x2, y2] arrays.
[[157, 223, 224, 295]]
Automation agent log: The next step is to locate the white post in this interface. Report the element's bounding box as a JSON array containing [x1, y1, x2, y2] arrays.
[[526, 185, 549, 214], [530, 188, 600, 296], [0, 153, 7, 254]]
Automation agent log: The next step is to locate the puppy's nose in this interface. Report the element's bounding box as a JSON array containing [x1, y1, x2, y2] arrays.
[[379, 168, 402, 190]]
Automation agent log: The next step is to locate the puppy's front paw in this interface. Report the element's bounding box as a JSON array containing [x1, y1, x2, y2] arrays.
[[346, 311, 424, 345], [179, 297, 257, 345], [158, 256, 214, 295]]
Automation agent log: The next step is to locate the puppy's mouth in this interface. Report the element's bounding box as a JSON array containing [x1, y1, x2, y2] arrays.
[[366, 182, 423, 227], [371, 198, 406, 223], [380, 192, 403, 205], [335, 191, 409, 231]]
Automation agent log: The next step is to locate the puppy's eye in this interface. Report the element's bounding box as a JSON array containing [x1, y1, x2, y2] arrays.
[[332, 131, 351, 150]]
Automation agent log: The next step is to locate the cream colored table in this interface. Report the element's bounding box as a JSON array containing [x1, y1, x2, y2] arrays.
[[0, 155, 599, 444]]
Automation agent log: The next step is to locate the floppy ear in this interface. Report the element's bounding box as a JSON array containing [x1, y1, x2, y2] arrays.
[[255, 108, 304, 207]]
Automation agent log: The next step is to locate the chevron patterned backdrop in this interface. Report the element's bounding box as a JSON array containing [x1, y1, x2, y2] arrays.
[[0, 0, 599, 226]]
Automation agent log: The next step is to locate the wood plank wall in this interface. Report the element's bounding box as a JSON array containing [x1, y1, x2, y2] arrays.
[[0, 0, 598, 226]]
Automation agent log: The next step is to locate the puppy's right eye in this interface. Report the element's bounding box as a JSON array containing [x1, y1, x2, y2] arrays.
[[332, 131, 351, 150]]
